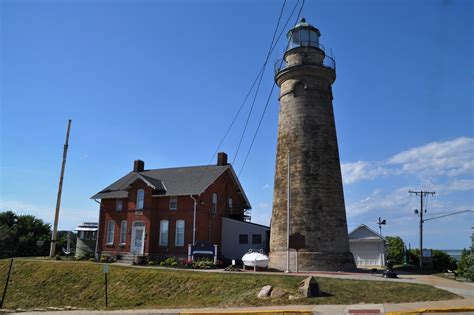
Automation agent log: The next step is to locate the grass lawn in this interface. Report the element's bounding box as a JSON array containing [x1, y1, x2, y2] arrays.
[[0, 259, 460, 310]]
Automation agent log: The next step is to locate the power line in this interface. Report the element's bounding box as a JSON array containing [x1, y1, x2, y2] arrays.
[[238, 0, 306, 176], [193, 0, 296, 193], [232, 0, 289, 164]]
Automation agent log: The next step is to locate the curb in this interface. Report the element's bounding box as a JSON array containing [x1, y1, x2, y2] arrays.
[[386, 306, 474, 314], [181, 311, 313, 315]]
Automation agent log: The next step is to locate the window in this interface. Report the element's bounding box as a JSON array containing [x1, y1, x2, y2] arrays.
[[120, 221, 127, 245], [116, 199, 123, 211], [169, 196, 177, 211], [159, 220, 169, 246], [239, 234, 248, 244], [228, 198, 233, 209], [175, 220, 185, 246], [212, 193, 218, 213], [136, 189, 144, 209], [106, 221, 115, 244], [252, 234, 262, 245]]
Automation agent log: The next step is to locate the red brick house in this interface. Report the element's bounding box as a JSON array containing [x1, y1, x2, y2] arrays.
[[91, 152, 254, 260]]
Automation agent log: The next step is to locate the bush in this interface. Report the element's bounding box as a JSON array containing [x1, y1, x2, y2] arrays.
[[148, 260, 155, 266], [408, 249, 457, 272], [88, 258, 96, 262], [100, 254, 110, 263], [458, 249, 474, 281], [192, 258, 215, 269]]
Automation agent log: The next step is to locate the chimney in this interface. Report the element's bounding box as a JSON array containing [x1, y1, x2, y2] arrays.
[[133, 160, 144, 172], [217, 152, 228, 166]]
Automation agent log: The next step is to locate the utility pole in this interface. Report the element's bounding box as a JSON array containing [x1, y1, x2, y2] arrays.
[[409, 190, 435, 269], [49, 119, 72, 258]]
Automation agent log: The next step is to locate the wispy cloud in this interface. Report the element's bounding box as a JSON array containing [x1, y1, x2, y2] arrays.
[[341, 137, 474, 185]]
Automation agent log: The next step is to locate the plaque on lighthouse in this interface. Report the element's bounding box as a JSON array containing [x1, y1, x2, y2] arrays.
[[269, 19, 356, 271]]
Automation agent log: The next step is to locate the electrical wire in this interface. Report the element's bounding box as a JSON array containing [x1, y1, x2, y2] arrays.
[[238, 0, 305, 176], [231, 0, 288, 164]]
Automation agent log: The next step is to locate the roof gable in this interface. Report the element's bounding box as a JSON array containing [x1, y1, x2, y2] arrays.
[[91, 164, 251, 208], [349, 224, 384, 241]]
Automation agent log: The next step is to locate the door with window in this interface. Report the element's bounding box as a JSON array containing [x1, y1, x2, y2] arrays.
[[131, 222, 145, 255]]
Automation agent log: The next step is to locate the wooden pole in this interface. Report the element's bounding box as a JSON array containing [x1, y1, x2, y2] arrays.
[[0, 259, 14, 308], [49, 119, 72, 258]]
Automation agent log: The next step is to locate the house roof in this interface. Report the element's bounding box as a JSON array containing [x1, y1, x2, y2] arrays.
[[91, 164, 252, 208], [349, 224, 385, 241]]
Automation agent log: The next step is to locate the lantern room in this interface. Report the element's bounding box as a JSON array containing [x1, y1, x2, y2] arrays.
[[287, 18, 321, 50]]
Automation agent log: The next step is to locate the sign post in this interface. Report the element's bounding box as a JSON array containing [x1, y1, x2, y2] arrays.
[[289, 233, 306, 273], [103, 264, 109, 308]]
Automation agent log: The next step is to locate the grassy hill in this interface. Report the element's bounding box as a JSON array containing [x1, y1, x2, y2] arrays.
[[0, 259, 460, 310]]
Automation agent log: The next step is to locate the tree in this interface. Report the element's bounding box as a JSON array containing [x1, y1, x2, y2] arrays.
[[0, 211, 51, 258], [458, 249, 474, 281], [386, 236, 405, 264]]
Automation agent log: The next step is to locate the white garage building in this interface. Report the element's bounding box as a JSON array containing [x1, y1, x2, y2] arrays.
[[349, 224, 386, 269]]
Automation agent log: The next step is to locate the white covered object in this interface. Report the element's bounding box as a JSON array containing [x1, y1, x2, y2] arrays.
[[242, 251, 269, 268]]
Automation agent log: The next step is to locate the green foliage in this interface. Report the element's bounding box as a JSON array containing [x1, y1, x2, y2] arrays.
[[100, 254, 112, 263], [432, 250, 457, 272], [0, 211, 51, 259], [192, 258, 215, 269], [458, 249, 474, 281], [386, 236, 405, 264], [148, 260, 155, 266], [408, 249, 457, 272]]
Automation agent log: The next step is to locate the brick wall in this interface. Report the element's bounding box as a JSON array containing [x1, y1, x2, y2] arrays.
[[98, 169, 248, 258]]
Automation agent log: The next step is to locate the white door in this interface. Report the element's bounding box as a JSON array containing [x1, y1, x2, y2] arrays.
[[131, 225, 145, 255]]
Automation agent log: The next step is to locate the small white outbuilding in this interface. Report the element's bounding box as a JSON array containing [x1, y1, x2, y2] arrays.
[[349, 224, 386, 269]]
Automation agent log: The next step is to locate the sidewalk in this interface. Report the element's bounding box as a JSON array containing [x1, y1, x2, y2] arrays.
[[15, 299, 474, 315]]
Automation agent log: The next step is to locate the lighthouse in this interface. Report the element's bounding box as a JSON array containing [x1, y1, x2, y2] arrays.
[[269, 19, 355, 271]]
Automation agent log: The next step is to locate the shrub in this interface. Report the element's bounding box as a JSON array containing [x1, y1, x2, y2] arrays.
[[100, 254, 110, 263], [159, 261, 166, 266], [192, 258, 215, 269], [458, 249, 474, 281], [88, 258, 96, 262], [171, 261, 178, 267], [148, 260, 155, 266]]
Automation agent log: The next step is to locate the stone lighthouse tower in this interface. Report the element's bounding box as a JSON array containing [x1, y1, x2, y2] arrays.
[[269, 19, 355, 271]]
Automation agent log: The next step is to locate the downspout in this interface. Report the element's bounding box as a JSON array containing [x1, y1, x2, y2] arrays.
[[93, 199, 102, 260], [190, 195, 197, 245]]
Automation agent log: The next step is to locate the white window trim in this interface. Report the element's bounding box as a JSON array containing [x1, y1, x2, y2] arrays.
[[169, 196, 177, 211], [159, 220, 169, 246], [120, 220, 127, 245], [137, 189, 144, 209], [175, 220, 185, 247], [106, 220, 115, 245]]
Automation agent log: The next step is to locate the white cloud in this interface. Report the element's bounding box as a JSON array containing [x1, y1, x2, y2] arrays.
[[342, 137, 474, 185], [387, 137, 474, 177], [341, 161, 392, 184], [346, 187, 413, 216]]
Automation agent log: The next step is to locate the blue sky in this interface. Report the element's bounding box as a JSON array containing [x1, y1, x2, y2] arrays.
[[1, 0, 472, 249]]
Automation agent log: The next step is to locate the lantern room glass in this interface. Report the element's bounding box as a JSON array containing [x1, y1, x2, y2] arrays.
[[289, 28, 320, 49]]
